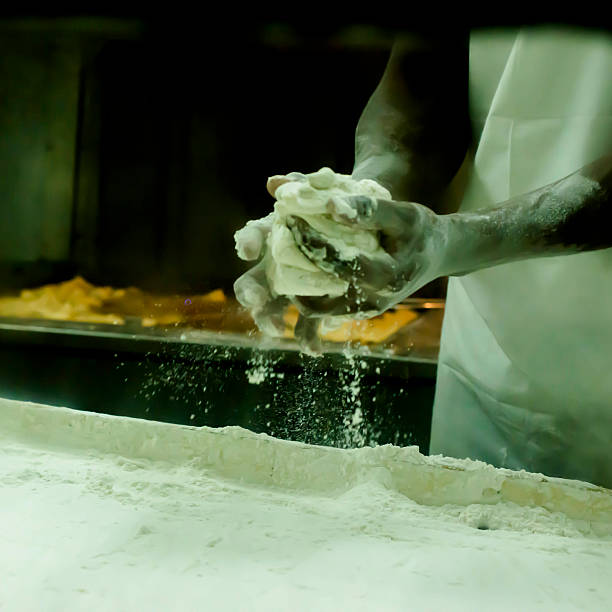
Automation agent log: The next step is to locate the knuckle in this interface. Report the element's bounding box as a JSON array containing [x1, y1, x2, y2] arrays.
[[352, 195, 376, 218]]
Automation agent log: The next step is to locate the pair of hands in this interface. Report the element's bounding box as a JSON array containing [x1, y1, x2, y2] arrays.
[[233, 172, 449, 354]]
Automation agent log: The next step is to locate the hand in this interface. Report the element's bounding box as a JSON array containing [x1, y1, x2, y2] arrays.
[[289, 194, 449, 319], [233, 172, 325, 354], [234, 172, 311, 261]]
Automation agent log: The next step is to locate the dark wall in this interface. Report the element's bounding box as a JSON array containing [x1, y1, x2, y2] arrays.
[[0, 18, 393, 294], [84, 31, 390, 293]]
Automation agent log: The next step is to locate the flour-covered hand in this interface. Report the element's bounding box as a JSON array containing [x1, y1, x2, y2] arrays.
[[290, 195, 450, 318], [234, 172, 325, 353]]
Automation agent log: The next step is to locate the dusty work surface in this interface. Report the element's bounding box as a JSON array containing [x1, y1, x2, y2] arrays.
[[1, 398, 611, 611]]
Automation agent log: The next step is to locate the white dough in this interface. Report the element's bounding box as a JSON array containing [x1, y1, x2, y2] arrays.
[[235, 168, 392, 297]]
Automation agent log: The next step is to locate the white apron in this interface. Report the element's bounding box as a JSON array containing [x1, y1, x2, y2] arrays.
[[429, 27, 612, 487]]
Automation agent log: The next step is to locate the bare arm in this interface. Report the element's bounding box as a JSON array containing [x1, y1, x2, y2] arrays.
[[289, 153, 612, 322], [352, 30, 471, 211], [442, 154, 612, 276]]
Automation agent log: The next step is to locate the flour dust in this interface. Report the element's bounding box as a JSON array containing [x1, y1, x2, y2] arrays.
[[115, 341, 392, 450]]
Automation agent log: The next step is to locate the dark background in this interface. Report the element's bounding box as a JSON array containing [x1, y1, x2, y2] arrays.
[[0, 16, 395, 294], [89, 30, 390, 292]]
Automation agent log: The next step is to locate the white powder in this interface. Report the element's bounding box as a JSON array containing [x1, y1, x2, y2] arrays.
[[246, 367, 267, 385], [245, 351, 283, 385], [337, 349, 372, 448], [2, 397, 612, 610], [243, 348, 378, 449]]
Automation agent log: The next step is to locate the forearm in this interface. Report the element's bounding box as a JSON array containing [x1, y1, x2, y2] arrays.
[[352, 30, 471, 208], [440, 154, 612, 276]]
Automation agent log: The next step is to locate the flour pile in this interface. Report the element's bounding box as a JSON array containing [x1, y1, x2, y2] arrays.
[[234, 167, 392, 298], [2, 398, 612, 610]]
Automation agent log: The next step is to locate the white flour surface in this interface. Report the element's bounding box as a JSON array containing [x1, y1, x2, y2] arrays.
[[1, 397, 612, 611]]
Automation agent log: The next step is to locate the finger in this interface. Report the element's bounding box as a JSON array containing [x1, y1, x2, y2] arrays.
[[233, 262, 270, 311], [294, 314, 323, 356], [327, 196, 418, 237], [293, 295, 352, 317], [345, 255, 400, 291], [253, 295, 292, 337], [234, 215, 273, 261], [317, 250, 400, 291], [287, 216, 399, 291], [293, 288, 386, 318], [266, 172, 308, 197], [233, 262, 292, 337], [286, 215, 342, 275]]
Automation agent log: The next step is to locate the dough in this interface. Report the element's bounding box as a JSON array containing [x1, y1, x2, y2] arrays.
[[235, 168, 391, 297]]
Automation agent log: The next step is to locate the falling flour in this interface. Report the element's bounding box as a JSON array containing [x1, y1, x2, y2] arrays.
[[243, 346, 381, 449], [245, 351, 284, 386]]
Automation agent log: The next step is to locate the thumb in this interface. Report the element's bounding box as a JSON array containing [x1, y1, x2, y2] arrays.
[[327, 196, 415, 237], [266, 172, 308, 197]]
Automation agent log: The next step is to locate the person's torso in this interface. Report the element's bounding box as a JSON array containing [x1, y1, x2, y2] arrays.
[[432, 26, 612, 484]]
